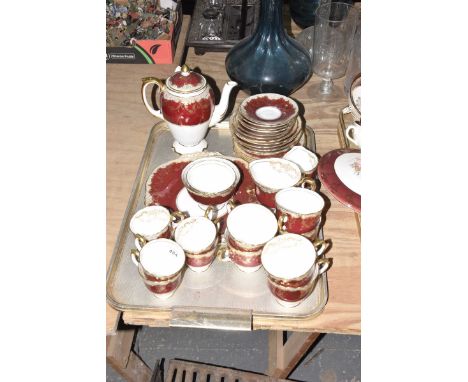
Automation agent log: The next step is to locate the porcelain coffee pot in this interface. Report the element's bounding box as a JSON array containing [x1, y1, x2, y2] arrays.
[[141, 65, 237, 154]]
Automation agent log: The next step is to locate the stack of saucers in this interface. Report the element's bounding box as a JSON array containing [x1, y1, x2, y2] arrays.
[[230, 93, 304, 162]]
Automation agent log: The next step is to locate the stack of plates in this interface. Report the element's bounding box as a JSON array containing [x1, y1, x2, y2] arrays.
[[230, 93, 304, 162]]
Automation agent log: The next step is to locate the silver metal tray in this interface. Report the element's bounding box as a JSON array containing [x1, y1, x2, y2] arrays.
[[106, 121, 329, 330]]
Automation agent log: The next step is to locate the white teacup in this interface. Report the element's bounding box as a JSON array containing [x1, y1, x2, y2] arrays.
[[345, 122, 361, 147]]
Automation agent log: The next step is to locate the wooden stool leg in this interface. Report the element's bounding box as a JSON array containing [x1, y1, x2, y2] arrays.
[[106, 327, 152, 382], [266, 330, 321, 379]]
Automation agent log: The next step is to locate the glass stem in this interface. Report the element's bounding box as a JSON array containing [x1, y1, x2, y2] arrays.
[[320, 78, 334, 94]]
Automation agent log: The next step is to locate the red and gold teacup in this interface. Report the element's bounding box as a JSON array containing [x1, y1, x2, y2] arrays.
[[174, 210, 220, 272], [275, 187, 325, 240], [261, 233, 331, 307], [226, 203, 278, 272], [181, 157, 241, 206], [130, 205, 186, 250], [131, 238, 186, 299], [249, 158, 305, 209]]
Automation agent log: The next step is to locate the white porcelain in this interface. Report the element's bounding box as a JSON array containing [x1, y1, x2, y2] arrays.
[[283, 146, 319, 175], [141, 65, 238, 154], [334, 152, 361, 195], [275, 187, 325, 216], [226, 203, 277, 246], [129, 205, 171, 242], [262, 234, 324, 279], [174, 216, 218, 273], [182, 157, 241, 205], [249, 158, 302, 193], [234, 263, 262, 273], [131, 238, 186, 299], [176, 188, 228, 219], [351, 84, 361, 116], [131, 238, 185, 275], [345, 122, 361, 147], [183, 158, 239, 193], [175, 217, 216, 251]]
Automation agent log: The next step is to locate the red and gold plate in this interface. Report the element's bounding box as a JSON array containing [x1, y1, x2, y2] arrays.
[[317, 148, 361, 213]]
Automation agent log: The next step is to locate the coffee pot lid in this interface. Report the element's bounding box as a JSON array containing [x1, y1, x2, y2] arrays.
[[166, 65, 206, 93]]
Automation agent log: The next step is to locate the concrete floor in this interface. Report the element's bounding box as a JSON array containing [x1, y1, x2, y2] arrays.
[[107, 327, 360, 382]]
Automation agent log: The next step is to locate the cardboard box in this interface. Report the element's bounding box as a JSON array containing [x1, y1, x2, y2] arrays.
[[106, 0, 182, 64]]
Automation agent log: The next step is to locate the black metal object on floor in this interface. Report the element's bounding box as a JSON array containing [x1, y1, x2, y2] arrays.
[[165, 359, 290, 382]]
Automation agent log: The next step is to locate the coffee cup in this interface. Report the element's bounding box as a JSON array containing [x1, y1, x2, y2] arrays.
[[174, 209, 220, 272], [249, 158, 311, 209], [345, 122, 361, 147], [261, 233, 331, 307], [130, 238, 186, 299], [226, 203, 277, 272], [130, 205, 186, 250], [275, 187, 325, 240]]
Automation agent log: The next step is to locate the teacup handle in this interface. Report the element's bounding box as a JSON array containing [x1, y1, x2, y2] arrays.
[[312, 239, 330, 257], [171, 211, 186, 224], [134, 234, 147, 252], [277, 214, 288, 234], [345, 124, 360, 146], [316, 258, 332, 275], [204, 206, 223, 232], [216, 244, 231, 262], [141, 77, 165, 119], [130, 248, 141, 267], [300, 178, 317, 191], [204, 205, 215, 219], [226, 199, 237, 213]]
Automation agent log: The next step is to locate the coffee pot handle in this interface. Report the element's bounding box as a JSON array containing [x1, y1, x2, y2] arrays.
[[141, 77, 165, 119]]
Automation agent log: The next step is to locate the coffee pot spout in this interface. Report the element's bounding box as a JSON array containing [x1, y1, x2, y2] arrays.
[[210, 81, 237, 127]]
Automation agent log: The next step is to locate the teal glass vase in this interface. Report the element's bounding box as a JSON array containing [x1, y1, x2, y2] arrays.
[[225, 0, 312, 96]]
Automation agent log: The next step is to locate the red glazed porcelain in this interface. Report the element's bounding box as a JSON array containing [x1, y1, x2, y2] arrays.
[[130, 205, 185, 249], [226, 203, 277, 272], [317, 149, 361, 213], [145, 154, 257, 232], [283, 146, 319, 179], [141, 65, 237, 154], [181, 157, 241, 206], [275, 187, 325, 240], [249, 158, 303, 209], [261, 233, 331, 307], [174, 216, 219, 273], [239, 93, 299, 126], [131, 238, 186, 299]]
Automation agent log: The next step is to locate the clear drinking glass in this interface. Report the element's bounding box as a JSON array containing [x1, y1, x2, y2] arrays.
[[200, 0, 223, 40], [312, 2, 358, 95], [344, 8, 361, 95]]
